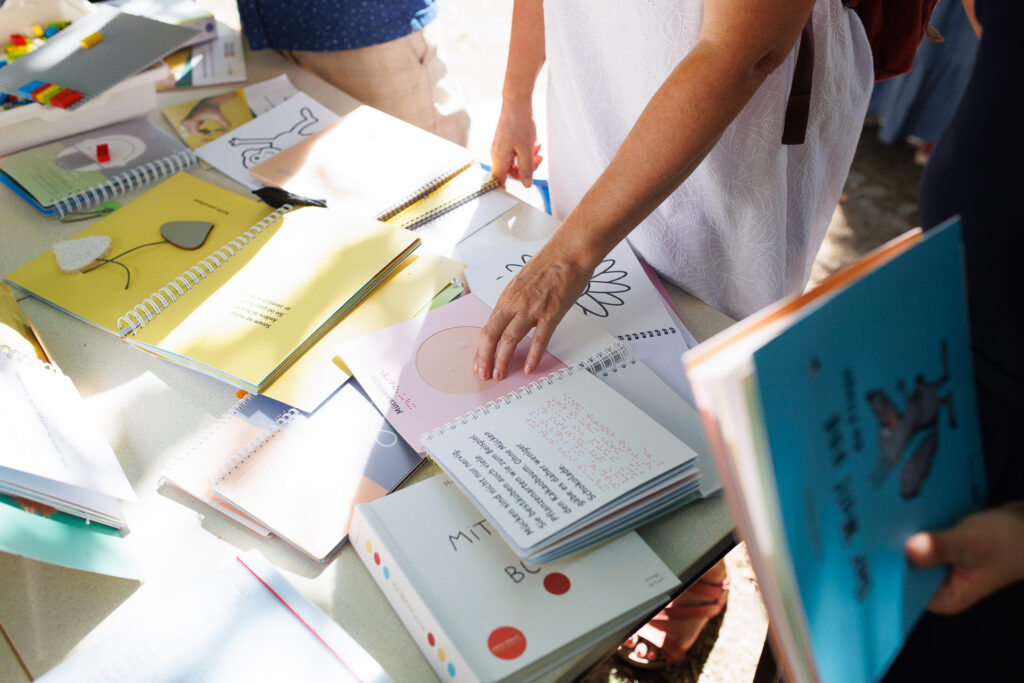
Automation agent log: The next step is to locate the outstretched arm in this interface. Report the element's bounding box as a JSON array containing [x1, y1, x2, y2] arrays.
[[475, 0, 816, 380], [490, 0, 546, 189]]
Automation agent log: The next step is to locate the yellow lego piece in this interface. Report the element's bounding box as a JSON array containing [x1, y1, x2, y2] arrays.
[[80, 32, 103, 49]]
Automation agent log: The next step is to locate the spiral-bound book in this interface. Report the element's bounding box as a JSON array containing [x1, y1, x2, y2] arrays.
[[5, 173, 420, 392], [160, 380, 421, 561], [338, 293, 703, 563], [0, 118, 198, 217], [247, 104, 499, 231]]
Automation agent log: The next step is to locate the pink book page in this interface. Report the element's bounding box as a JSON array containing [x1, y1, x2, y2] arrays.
[[337, 294, 566, 452]]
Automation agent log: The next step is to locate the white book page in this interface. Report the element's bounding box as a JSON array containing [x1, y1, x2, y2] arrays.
[[422, 368, 695, 550], [0, 351, 135, 504], [39, 551, 390, 683], [197, 91, 339, 189]]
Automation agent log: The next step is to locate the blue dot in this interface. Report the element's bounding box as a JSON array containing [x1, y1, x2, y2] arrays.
[[447, 663, 455, 677], [383, 566, 390, 579]]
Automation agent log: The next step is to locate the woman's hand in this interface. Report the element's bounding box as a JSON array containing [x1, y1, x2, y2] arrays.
[[906, 501, 1024, 614], [473, 238, 596, 381], [490, 99, 543, 188]]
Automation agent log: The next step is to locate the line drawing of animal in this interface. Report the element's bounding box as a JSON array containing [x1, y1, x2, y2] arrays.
[[865, 340, 957, 499], [227, 106, 321, 168]]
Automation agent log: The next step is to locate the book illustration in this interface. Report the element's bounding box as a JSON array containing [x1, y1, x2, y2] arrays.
[[163, 89, 254, 149], [197, 92, 339, 189], [502, 253, 630, 319], [866, 340, 958, 499], [229, 105, 321, 168], [337, 294, 568, 452], [71, 220, 215, 290], [0, 118, 198, 216]]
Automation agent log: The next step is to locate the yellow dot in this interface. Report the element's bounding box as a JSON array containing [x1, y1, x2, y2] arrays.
[[437, 648, 446, 662], [365, 541, 373, 553]]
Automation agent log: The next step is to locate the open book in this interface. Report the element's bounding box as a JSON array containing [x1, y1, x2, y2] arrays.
[[351, 475, 679, 683], [5, 173, 420, 392], [160, 380, 422, 562], [683, 219, 985, 683], [338, 293, 703, 564], [247, 104, 499, 231], [0, 118, 197, 216]]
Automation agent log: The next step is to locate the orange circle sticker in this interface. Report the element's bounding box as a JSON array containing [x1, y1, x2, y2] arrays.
[[488, 626, 527, 660]]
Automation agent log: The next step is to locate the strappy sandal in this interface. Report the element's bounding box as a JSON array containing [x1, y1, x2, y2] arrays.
[[615, 576, 730, 670]]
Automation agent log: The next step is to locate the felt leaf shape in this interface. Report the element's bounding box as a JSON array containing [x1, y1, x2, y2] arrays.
[[53, 235, 112, 273], [160, 220, 214, 250]]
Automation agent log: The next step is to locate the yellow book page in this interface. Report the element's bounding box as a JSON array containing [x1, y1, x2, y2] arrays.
[[4, 173, 274, 334], [136, 207, 419, 390], [263, 250, 465, 412]]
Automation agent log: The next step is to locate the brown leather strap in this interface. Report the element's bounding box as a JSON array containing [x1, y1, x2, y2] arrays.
[[782, 18, 815, 145]]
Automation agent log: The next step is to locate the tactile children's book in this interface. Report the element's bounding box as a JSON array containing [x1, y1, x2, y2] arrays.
[[456, 237, 700, 405], [196, 91, 339, 189], [351, 475, 679, 683], [39, 550, 391, 682], [684, 219, 985, 683], [161, 381, 422, 562], [339, 293, 703, 563], [247, 104, 499, 231], [5, 173, 420, 393], [0, 118, 197, 216]]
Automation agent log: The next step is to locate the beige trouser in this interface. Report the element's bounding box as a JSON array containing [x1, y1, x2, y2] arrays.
[[278, 22, 470, 146]]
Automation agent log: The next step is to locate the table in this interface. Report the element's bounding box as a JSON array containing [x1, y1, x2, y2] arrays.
[[0, 11, 736, 682]]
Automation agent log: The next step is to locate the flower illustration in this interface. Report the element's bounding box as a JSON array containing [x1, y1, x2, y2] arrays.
[[503, 254, 631, 318]]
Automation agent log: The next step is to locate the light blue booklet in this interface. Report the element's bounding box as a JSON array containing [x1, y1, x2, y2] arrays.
[[752, 218, 985, 682]]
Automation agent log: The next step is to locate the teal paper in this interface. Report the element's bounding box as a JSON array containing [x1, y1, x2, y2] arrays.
[[0, 495, 141, 580], [752, 219, 985, 683]]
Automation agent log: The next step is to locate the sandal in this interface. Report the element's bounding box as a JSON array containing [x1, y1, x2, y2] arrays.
[[615, 575, 730, 670]]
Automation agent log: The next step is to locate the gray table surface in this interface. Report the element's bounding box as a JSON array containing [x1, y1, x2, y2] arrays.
[[0, 13, 735, 682]]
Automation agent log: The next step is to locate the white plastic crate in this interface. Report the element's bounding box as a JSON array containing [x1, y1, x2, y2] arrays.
[[0, 0, 171, 157]]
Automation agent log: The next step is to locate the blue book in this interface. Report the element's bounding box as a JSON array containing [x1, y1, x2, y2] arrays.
[[686, 218, 985, 683]]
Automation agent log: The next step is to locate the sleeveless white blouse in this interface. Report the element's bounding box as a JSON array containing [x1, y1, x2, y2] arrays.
[[543, 0, 873, 318]]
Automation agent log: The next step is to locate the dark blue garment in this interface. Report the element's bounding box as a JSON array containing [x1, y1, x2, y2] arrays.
[[238, 0, 438, 52], [868, 0, 979, 145], [884, 1, 1024, 680]]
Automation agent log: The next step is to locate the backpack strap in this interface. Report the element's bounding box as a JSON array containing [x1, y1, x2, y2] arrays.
[[782, 18, 815, 145]]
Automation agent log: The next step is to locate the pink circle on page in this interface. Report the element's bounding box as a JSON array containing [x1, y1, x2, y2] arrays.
[[488, 626, 527, 660], [543, 572, 571, 595], [415, 326, 501, 394]]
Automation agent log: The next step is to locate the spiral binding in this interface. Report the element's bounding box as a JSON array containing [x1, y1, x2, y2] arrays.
[[421, 340, 635, 441], [53, 150, 200, 218], [210, 405, 302, 486], [617, 327, 678, 342], [393, 176, 501, 230], [115, 204, 293, 335], [375, 162, 474, 221]]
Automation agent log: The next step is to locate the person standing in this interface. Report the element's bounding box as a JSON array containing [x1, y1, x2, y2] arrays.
[[236, 0, 470, 145]]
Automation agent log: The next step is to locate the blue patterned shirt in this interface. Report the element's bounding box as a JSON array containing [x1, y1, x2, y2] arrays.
[[238, 0, 438, 52]]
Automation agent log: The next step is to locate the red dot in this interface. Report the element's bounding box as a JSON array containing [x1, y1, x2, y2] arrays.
[[373, 552, 381, 565], [427, 633, 436, 647], [543, 572, 571, 595], [488, 626, 527, 660]]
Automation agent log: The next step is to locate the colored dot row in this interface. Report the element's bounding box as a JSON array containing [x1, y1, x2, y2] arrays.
[[364, 539, 457, 678], [13, 79, 82, 109]]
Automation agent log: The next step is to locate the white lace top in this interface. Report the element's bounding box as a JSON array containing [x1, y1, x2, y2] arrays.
[[543, 0, 873, 318]]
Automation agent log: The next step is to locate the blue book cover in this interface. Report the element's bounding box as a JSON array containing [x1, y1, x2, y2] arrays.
[[752, 218, 985, 683]]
